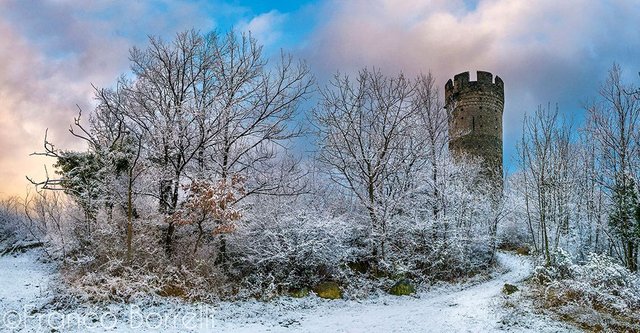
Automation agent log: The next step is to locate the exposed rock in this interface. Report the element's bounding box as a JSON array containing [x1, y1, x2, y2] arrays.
[[389, 279, 416, 296], [503, 283, 518, 295], [314, 281, 342, 299]]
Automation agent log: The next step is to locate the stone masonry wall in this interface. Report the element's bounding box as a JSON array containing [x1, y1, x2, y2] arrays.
[[445, 71, 504, 185]]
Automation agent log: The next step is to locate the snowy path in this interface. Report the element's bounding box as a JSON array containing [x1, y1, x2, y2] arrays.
[[294, 253, 531, 332], [298, 253, 532, 332], [217, 252, 577, 333]]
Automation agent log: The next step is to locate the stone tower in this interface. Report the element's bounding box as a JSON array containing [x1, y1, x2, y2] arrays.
[[445, 71, 504, 185]]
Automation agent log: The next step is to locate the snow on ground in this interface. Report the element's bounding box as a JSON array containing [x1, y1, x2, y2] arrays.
[[0, 249, 54, 332], [213, 252, 578, 333], [0, 250, 580, 332]]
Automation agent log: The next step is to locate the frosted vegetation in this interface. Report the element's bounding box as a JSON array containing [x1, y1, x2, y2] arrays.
[[1, 29, 639, 331]]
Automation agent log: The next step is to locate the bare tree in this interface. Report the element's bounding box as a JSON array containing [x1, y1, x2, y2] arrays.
[[29, 29, 313, 261], [585, 64, 640, 271], [572, 131, 608, 260], [121, 31, 218, 255], [414, 73, 449, 229], [313, 68, 431, 262], [516, 104, 574, 265], [203, 31, 313, 197], [21, 190, 66, 260], [92, 30, 313, 255]]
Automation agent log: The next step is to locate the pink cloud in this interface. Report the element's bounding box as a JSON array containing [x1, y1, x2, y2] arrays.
[[0, 0, 218, 198]]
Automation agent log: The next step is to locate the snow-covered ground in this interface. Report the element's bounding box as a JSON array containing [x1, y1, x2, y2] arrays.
[[0, 250, 580, 332], [0, 250, 54, 332], [214, 252, 578, 333]]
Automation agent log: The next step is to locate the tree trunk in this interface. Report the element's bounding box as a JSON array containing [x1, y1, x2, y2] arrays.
[[159, 179, 172, 213], [194, 221, 204, 255], [216, 234, 228, 271], [164, 176, 181, 255], [627, 241, 637, 272], [165, 222, 175, 255], [126, 169, 134, 263]]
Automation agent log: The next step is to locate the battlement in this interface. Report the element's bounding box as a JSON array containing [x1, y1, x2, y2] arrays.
[[445, 71, 504, 103]]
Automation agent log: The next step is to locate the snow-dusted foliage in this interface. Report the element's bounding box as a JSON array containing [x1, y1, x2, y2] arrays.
[[230, 194, 353, 298], [532, 250, 640, 331], [23, 29, 314, 302], [24, 58, 502, 303], [0, 198, 22, 247], [387, 159, 497, 281]]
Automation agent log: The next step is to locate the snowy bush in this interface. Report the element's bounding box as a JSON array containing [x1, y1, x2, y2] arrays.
[[230, 197, 353, 299], [51, 207, 226, 303], [532, 248, 575, 284], [0, 192, 85, 259], [388, 226, 487, 282], [579, 253, 637, 289], [0, 199, 19, 246], [532, 250, 640, 331], [496, 185, 532, 251]]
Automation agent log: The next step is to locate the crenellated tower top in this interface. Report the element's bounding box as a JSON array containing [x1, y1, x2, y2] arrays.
[[445, 71, 504, 105]]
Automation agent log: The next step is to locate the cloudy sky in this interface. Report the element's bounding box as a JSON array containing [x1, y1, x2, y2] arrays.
[[1, 0, 639, 198]]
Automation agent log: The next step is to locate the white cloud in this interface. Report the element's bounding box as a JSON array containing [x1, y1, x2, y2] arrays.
[[237, 10, 288, 46]]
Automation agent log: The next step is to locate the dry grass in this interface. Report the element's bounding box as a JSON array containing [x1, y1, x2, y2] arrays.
[[531, 282, 640, 332]]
